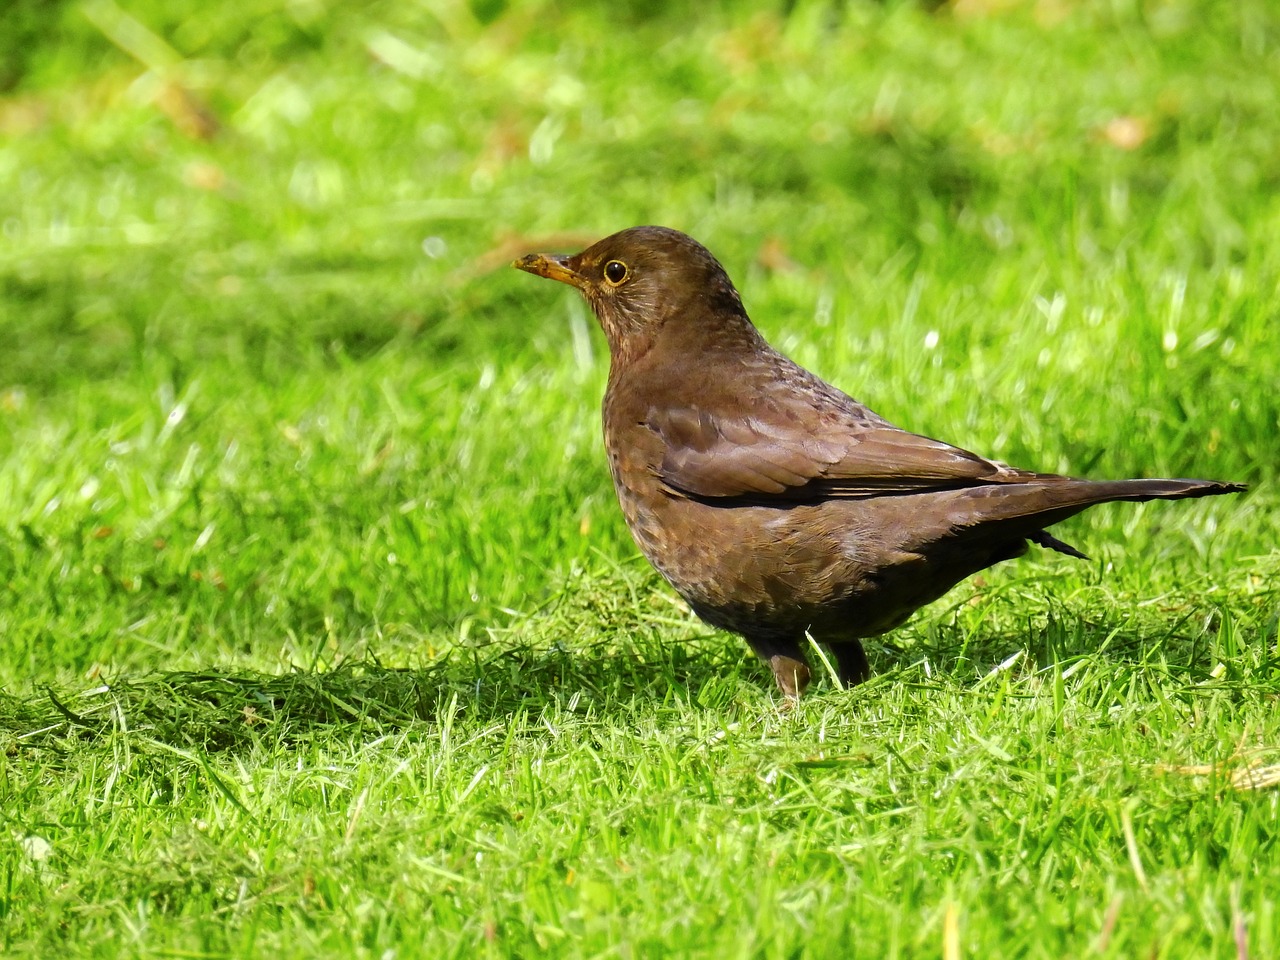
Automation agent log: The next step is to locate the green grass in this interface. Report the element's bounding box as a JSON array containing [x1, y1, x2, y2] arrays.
[[2, 0, 1278, 956]]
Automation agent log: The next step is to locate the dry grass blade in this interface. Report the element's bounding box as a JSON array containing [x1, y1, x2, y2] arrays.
[[1156, 757, 1280, 792]]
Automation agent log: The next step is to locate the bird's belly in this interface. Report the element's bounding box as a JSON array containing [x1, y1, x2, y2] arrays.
[[613, 484, 989, 640], [615, 487, 873, 631]]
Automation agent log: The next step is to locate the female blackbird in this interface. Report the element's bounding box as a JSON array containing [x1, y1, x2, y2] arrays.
[[514, 226, 1244, 698]]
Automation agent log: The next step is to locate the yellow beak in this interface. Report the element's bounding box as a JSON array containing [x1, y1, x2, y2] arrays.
[[512, 253, 587, 289]]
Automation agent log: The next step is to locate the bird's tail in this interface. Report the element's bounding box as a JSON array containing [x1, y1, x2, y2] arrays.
[[1047, 478, 1247, 504], [951, 477, 1246, 559]]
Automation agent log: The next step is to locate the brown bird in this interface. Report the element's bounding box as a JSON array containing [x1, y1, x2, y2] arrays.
[[514, 226, 1245, 698]]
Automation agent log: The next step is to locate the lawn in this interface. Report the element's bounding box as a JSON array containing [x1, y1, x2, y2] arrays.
[[1, 0, 1278, 956]]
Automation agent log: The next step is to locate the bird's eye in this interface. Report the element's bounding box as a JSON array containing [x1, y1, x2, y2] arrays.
[[603, 260, 629, 286]]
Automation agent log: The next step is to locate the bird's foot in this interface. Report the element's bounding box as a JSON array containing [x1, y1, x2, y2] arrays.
[[769, 655, 811, 701]]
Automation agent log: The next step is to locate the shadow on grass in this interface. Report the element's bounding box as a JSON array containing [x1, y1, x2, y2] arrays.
[[4, 600, 1265, 759], [0, 636, 756, 755]]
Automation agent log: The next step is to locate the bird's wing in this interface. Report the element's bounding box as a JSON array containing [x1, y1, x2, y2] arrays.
[[648, 403, 1037, 501]]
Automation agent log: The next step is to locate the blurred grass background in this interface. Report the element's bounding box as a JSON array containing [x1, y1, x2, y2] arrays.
[[1, 0, 1278, 956]]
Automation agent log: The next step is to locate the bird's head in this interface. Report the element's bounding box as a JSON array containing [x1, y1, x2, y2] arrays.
[[514, 226, 757, 362]]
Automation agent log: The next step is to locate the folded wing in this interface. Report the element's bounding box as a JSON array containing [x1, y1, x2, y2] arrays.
[[649, 401, 1045, 502]]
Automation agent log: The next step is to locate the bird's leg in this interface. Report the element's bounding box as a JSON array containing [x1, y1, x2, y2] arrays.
[[830, 640, 870, 689], [744, 636, 811, 699]]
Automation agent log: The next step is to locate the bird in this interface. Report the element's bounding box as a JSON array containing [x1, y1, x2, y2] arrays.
[[513, 226, 1246, 699]]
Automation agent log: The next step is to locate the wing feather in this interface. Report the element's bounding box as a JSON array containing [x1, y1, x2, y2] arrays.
[[649, 401, 1038, 502]]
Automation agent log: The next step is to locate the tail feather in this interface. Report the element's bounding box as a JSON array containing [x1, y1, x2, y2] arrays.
[[1029, 529, 1090, 560], [951, 477, 1246, 550], [1075, 478, 1247, 503]]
